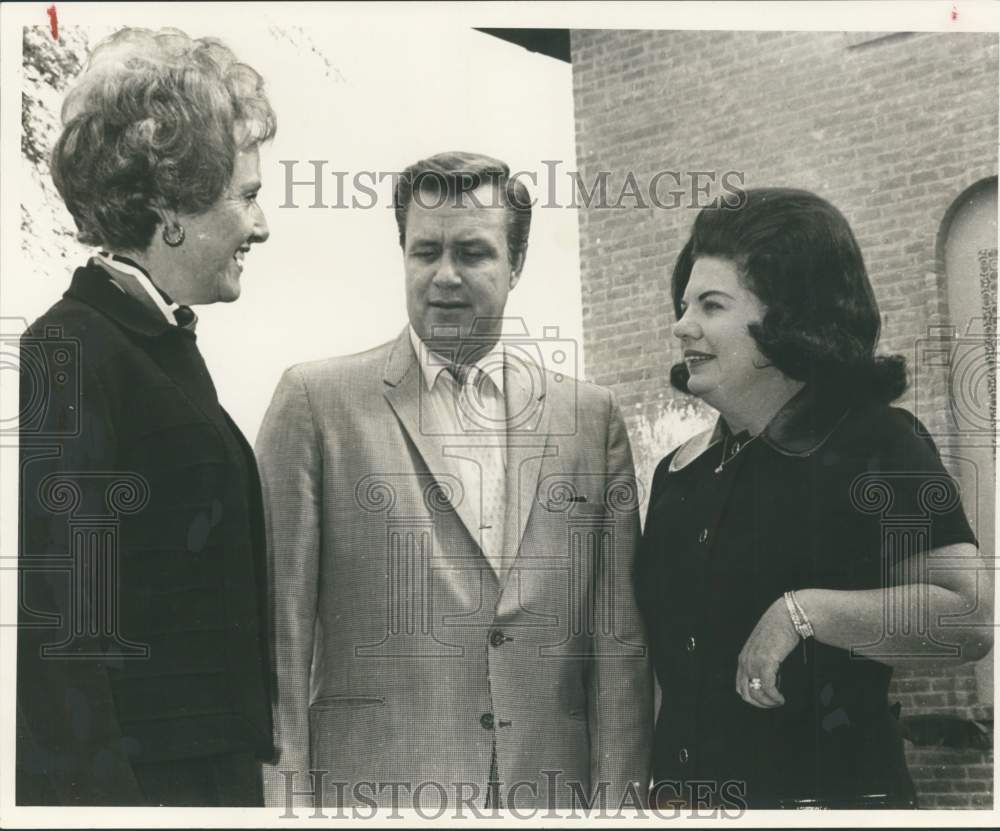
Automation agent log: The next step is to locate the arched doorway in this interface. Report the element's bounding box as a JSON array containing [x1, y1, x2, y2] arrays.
[[940, 177, 996, 702]]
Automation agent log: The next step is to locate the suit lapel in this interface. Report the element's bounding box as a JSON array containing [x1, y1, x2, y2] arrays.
[[502, 351, 556, 569], [383, 329, 558, 583], [382, 329, 484, 548]]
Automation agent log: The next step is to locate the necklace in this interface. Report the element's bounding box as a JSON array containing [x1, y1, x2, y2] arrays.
[[714, 431, 761, 474]]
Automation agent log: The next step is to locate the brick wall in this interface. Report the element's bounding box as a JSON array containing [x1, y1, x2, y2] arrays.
[[892, 662, 993, 808], [570, 29, 997, 808]]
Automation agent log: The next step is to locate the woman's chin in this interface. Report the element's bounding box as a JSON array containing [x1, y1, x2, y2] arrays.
[[217, 275, 242, 303], [684, 375, 714, 399]]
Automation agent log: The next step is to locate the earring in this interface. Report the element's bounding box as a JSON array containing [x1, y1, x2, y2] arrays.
[[162, 224, 185, 247]]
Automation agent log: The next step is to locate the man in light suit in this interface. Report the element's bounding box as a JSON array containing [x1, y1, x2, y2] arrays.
[[257, 151, 652, 812]]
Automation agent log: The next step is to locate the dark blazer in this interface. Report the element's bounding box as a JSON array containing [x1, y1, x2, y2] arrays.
[[17, 263, 274, 805], [636, 387, 976, 809]]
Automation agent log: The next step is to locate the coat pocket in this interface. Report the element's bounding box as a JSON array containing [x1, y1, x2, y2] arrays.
[[308, 695, 390, 794], [310, 695, 386, 711]]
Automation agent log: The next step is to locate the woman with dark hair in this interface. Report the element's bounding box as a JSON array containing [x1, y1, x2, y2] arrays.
[[18, 28, 276, 806], [636, 188, 992, 809]]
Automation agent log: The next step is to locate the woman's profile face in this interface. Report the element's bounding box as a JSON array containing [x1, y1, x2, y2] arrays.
[[672, 256, 770, 413], [165, 143, 270, 305]]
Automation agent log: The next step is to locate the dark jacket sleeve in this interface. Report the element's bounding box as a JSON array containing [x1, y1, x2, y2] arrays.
[[834, 406, 978, 588], [17, 322, 145, 805]]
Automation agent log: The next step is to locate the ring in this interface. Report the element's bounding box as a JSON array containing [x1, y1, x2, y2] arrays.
[[749, 677, 763, 691]]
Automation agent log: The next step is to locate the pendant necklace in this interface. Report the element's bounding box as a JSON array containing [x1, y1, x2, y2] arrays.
[[714, 431, 761, 474]]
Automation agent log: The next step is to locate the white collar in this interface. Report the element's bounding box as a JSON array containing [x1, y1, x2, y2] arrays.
[[94, 251, 181, 327], [408, 324, 506, 397]]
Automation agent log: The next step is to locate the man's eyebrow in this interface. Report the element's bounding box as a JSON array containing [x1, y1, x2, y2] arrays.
[[241, 180, 262, 194], [454, 234, 497, 247]]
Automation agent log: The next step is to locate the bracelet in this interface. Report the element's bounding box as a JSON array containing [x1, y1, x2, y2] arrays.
[[783, 590, 815, 639], [790, 591, 815, 639]]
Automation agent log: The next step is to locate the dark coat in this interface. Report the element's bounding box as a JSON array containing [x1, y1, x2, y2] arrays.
[[17, 263, 274, 805], [636, 386, 976, 809]]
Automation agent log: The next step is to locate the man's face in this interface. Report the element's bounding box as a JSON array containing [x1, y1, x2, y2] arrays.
[[404, 183, 521, 353]]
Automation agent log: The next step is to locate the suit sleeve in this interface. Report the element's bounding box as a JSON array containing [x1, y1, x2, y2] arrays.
[[588, 390, 654, 802], [255, 366, 323, 808], [17, 331, 145, 805]]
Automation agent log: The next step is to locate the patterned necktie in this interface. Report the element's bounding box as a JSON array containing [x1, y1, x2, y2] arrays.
[[451, 365, 507, 577]]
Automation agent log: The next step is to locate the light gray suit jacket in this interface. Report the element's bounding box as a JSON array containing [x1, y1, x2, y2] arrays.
[[256, 328, 652, 809]]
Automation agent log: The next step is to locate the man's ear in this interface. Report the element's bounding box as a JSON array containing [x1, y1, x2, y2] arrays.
[[509, 249, 527, 290]]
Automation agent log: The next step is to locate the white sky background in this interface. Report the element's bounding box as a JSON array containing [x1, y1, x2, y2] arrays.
[[7, 4, 583, 444]]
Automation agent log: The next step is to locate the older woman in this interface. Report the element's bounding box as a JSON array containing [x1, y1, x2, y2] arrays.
[[17, 28, 276, 806], [636, 188, 993, 810]]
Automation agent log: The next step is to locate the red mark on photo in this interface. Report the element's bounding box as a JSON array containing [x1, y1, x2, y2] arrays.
[[47, 5, 59, 41], [951, 3, 959, 21]]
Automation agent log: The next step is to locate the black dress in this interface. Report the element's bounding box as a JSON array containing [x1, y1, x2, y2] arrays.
[[17, 263, 274, 805], [635, 386, 977, 809]]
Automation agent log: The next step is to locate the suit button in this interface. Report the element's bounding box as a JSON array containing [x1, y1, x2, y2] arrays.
[[698, 528, 709, 544], [490, 629, 506, 647], [686, 636, 696, 653], [679, 748, 689, 764], [480, 713, 495, 730]]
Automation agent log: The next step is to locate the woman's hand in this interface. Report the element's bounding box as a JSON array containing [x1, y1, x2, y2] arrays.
[[736, 597, 799, 708]]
